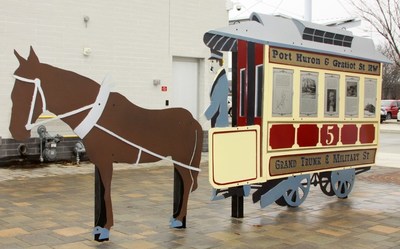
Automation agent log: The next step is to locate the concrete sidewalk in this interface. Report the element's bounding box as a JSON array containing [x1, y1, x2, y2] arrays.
[[1, 161, 400, 248]]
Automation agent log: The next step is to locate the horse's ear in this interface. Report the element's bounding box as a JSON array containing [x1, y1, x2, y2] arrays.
[[14, 49, 26, 65], [27, 46, 40, 64]]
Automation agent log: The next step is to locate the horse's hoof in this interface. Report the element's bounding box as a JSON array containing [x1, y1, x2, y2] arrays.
[[170, 218, 183, 228], [243, 185, 251, 197], [93, 226, 110, 241]]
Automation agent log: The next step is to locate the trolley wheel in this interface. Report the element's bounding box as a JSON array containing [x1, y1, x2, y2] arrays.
[[331, 169, 355, 199], [276, 174, 311, 207], [275, 196, 287, 206], [310, 173, 319, 187], [319, 171, 335, 196]]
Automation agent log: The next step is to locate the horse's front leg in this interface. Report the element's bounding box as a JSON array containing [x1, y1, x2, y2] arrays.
[[93, 163, 114, 241]]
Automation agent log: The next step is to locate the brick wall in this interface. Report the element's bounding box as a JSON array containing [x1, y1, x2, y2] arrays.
[[0, 133, 208, 166], [0, 137, 87, 166]]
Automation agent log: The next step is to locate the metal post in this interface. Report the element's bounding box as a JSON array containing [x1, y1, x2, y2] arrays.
[[231, 186, 244, 218], [304, 0, 312, 21], [94, 167, 106, 241]]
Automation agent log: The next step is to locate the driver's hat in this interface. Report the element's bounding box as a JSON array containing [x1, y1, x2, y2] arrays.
[[208, 49, 223, 60]]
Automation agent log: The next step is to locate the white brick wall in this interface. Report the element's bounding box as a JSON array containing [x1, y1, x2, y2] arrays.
[[0, 0, 228, 138]]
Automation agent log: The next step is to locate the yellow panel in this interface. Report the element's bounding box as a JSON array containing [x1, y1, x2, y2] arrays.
[[209, 125, 261, 188]]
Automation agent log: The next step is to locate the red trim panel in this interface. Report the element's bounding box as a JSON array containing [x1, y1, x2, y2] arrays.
[[255, 43, 263, 65], [341, 124, 358, 145], [269, 124, 295, 149], [297, 124, 319, 147], [268, 123, 376, 151], [360, 124, 375, 144]]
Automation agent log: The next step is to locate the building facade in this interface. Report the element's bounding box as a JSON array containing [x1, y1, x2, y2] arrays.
[[0, 0, 228, 164]]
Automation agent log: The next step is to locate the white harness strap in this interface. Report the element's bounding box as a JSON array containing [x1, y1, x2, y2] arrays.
[[94, 124, 201, 172], [74, 75, 112, 138]]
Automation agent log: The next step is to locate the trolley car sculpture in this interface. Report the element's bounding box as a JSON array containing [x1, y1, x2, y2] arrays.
[[204, 13, 390, 215]]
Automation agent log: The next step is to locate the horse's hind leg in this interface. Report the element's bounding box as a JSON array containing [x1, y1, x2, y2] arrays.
[[170, 125, 202, 228], [93, 163, 114, 241], [172, 168, 185, 227], [170, 155, 200, 227], [171, 167, 194, 228]]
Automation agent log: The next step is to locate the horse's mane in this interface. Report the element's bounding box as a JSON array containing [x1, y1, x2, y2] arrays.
[[41, 63, 100, 87]]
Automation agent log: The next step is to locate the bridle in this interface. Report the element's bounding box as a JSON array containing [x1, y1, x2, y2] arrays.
[[12, 74, 201, 172], [13, 74, 110, 137], [13, 75, 47, 130]]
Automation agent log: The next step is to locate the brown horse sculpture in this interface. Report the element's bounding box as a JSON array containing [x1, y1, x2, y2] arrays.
[[9, 47, 203, 241]]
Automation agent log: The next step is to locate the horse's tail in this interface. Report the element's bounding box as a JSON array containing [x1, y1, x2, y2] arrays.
[[189, 123, 203, 192]]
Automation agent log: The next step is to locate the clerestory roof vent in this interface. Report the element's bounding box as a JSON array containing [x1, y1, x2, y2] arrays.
[[302, 27, 353, 47]]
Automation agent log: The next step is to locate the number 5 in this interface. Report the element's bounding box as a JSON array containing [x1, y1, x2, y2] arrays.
[[325, 125, 335, 145]]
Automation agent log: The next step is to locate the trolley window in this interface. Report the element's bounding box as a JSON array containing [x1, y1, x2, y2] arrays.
[[272, 68, 293, 117], [240, 68, 246, 117], [300, 71, 318, 117], [324, 74, 340, 117], [255, 65, 263, 117], [364, 78, 377, 118], [345, 76, 359, 117]]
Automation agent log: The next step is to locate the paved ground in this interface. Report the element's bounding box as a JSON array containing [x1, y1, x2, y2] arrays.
[[0, 122, 399, 248]]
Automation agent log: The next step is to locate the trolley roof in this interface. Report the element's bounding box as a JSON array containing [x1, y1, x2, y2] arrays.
[[204, 13, 390, 64]]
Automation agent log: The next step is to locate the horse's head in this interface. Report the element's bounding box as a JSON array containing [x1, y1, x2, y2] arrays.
[[10, 47, 43, 140]]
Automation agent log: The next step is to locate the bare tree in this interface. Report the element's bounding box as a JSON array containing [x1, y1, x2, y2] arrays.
[[349, 0, 400, 98], [349, 0, 400, 67], [381, 44, 400, 98]]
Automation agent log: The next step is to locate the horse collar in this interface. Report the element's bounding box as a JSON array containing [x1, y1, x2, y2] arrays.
[[74, 76, 112, 138]]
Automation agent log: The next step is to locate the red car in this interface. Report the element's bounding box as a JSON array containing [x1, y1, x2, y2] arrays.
[[381, 99, 400, 120]]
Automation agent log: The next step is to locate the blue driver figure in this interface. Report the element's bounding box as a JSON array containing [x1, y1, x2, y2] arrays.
[[203, 49, 229, 128]]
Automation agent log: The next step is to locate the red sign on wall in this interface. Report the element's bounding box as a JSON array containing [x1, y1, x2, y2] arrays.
[[161, 86, 168, 92]]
